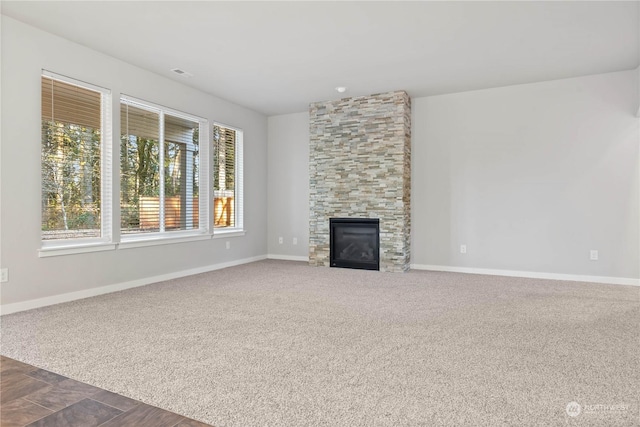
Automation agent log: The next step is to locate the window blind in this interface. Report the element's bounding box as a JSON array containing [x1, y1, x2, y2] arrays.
[[164, 114, 199, 231], [120, 103, 160, 233], [41, 75, 104, 240], [120, 98, 201, 235], [213, 125, 238, 228]]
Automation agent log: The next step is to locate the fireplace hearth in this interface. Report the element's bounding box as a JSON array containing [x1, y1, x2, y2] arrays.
[[330, 218, 380, 271]]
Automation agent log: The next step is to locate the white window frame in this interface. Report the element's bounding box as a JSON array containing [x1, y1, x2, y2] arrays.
[[38, 77, 248, 256], [212, 122, 244, 236], [39, 71, 115, 255], [119, 95, 210, 246]]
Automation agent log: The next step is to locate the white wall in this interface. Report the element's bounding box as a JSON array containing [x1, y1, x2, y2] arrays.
[[0, 17, 268, 306], [637, 66, 640, 117], [412, 70, 638, 279], [268, 70, 639, 281], [267, 112, 309, 259]]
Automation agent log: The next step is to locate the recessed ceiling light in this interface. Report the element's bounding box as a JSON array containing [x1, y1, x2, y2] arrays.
[[335, 86, 347, 93], [171, 68, 193, 78]]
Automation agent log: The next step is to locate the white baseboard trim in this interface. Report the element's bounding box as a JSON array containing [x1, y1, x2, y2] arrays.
[[0, 255, 268, 316], [267, 254, 309, 262], [410, 264, 640, 286]]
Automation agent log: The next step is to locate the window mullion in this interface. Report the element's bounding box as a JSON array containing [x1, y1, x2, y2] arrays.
[[235, 130, 243, 230], [159, 111, 165, 233], [199, 122, 210, 233], [100, 91, 113, 241]]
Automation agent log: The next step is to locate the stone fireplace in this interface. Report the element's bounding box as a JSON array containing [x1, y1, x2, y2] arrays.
[[308, 91, 411, 272]]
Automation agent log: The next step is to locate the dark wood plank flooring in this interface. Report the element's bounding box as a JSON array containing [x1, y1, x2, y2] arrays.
[[0, 356, 213, 427]]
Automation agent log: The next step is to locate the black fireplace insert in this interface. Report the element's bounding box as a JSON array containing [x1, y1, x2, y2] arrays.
[[330, 218, 380, 271]]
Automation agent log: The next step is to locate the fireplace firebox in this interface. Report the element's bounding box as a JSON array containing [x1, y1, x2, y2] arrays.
[[330, 218, 380, 271]]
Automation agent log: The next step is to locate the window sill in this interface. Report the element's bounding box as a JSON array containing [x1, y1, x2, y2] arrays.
[[37, 230, 245, 257], [212, 229, 246, 238], [39, 242, 117, 258], [119, 233, 211, 250]]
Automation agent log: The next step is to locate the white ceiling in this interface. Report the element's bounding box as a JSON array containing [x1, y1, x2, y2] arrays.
[[2, 1, 639, 116]]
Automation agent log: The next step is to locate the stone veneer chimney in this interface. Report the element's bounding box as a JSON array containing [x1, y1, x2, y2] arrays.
[[308, 91, 411, 272]]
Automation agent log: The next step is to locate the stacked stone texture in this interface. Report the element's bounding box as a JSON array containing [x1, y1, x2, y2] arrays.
[[309, 91, 411, 272]]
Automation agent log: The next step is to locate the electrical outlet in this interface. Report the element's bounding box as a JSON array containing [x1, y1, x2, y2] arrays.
[[460, 245, 467, 254], [1, 268, 8, 283], [590, 250, 598, 261], [293, 237, 298, 245], [226, 241, 231, 250], [278, 237, 283, 244]]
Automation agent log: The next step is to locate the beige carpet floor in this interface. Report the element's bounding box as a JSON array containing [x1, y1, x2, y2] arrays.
[[1, 260, 638, 426]]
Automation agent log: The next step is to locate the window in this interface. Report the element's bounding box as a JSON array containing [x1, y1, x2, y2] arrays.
[[120, 97, 206, 238], [213, 124, 243, 231], [41, 72, 111, 243], [40, 73, 241, 254]]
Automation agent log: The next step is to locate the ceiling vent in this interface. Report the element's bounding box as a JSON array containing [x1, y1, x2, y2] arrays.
[[171, 68, 193, 78]]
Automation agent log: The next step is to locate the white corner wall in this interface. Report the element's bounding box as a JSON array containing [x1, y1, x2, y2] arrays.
[[412, 69, 639, 281], [267, 112, 310, 260], [0, 16, 268, 309]]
